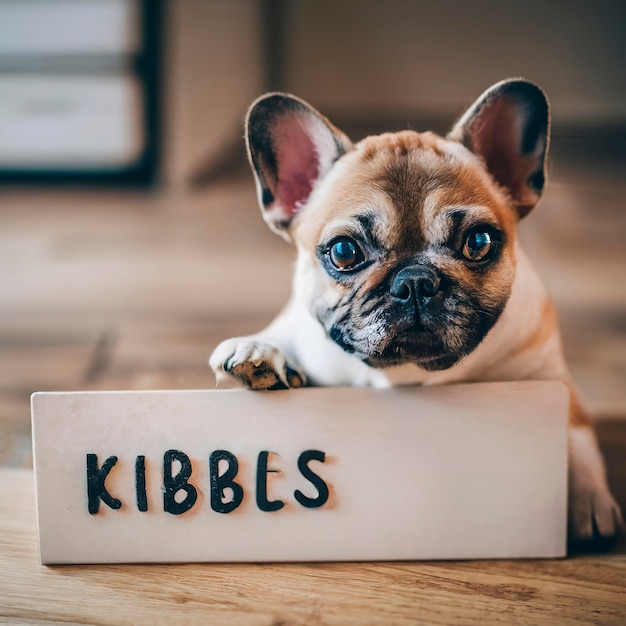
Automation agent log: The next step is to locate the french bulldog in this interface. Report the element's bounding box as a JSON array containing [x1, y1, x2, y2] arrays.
[[210, 78, 622, 545]]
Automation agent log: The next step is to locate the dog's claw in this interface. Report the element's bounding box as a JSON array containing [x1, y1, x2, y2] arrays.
[[210, 338, 306, 390], [568, 483, 623, 549], [285, 365, 305, 388]]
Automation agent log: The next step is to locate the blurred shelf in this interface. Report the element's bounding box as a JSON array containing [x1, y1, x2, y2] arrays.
[[0, 0, 162, 185]]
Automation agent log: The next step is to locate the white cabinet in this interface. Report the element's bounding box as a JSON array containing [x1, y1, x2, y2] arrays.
[[0, 75, 142, 168], [0, 0, 139, 56], [0, 0, 160, 183]]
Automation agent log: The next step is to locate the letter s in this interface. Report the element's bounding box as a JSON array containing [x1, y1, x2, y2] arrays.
[[294, 450, 329, 509]]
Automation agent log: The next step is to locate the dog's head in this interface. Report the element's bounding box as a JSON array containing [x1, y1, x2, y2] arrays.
[[246, 79, 550, 370]]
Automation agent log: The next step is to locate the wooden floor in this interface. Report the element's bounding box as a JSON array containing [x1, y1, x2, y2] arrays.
[[1, 140, 626, 623]]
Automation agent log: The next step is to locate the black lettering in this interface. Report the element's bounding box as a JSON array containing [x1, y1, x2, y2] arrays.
[[209, 450, 244, 513], [135, 455, 148, 512], [86, 454, 122, 514], [163, 449, 197, 515], [256, 451, 284, 512], [294, 450, 329, 509]]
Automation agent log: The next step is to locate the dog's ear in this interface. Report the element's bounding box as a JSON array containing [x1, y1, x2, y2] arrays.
[[448, 79, 550, 219], [246, 93, 353, 240]]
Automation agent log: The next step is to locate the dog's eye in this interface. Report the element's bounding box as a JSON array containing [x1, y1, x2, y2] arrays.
[[329, 238, 363, 270], [462, 230, 494, 261]]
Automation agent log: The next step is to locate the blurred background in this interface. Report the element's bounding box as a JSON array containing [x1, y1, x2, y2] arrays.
[[0, 1, 625, 483]]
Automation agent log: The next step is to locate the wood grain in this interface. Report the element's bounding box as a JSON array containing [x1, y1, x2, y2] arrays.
[[1, 468, 625, 625]]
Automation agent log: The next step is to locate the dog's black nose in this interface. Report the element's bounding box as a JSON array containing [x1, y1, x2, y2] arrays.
[[390, 265, 442, 304]]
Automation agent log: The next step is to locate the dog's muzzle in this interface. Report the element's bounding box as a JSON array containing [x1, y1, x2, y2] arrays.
[[390, 265, 443, 312]]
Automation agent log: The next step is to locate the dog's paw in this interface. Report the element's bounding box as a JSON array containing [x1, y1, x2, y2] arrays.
[[568, 426, 623, 549], [568, 482, 623, 548], [209, 338, 306, 390]]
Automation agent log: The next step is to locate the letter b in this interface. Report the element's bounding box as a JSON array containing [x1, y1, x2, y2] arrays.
[[163, 449, 197, 515], [210, 450, 244, 513]]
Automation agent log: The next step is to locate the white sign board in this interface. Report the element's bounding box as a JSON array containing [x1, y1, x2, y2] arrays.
[[31, 381, 568, 564]]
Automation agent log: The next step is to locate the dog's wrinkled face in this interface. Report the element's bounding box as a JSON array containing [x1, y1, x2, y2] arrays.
[[246, 79, 550, 370], [292, 131, 518, 369]]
